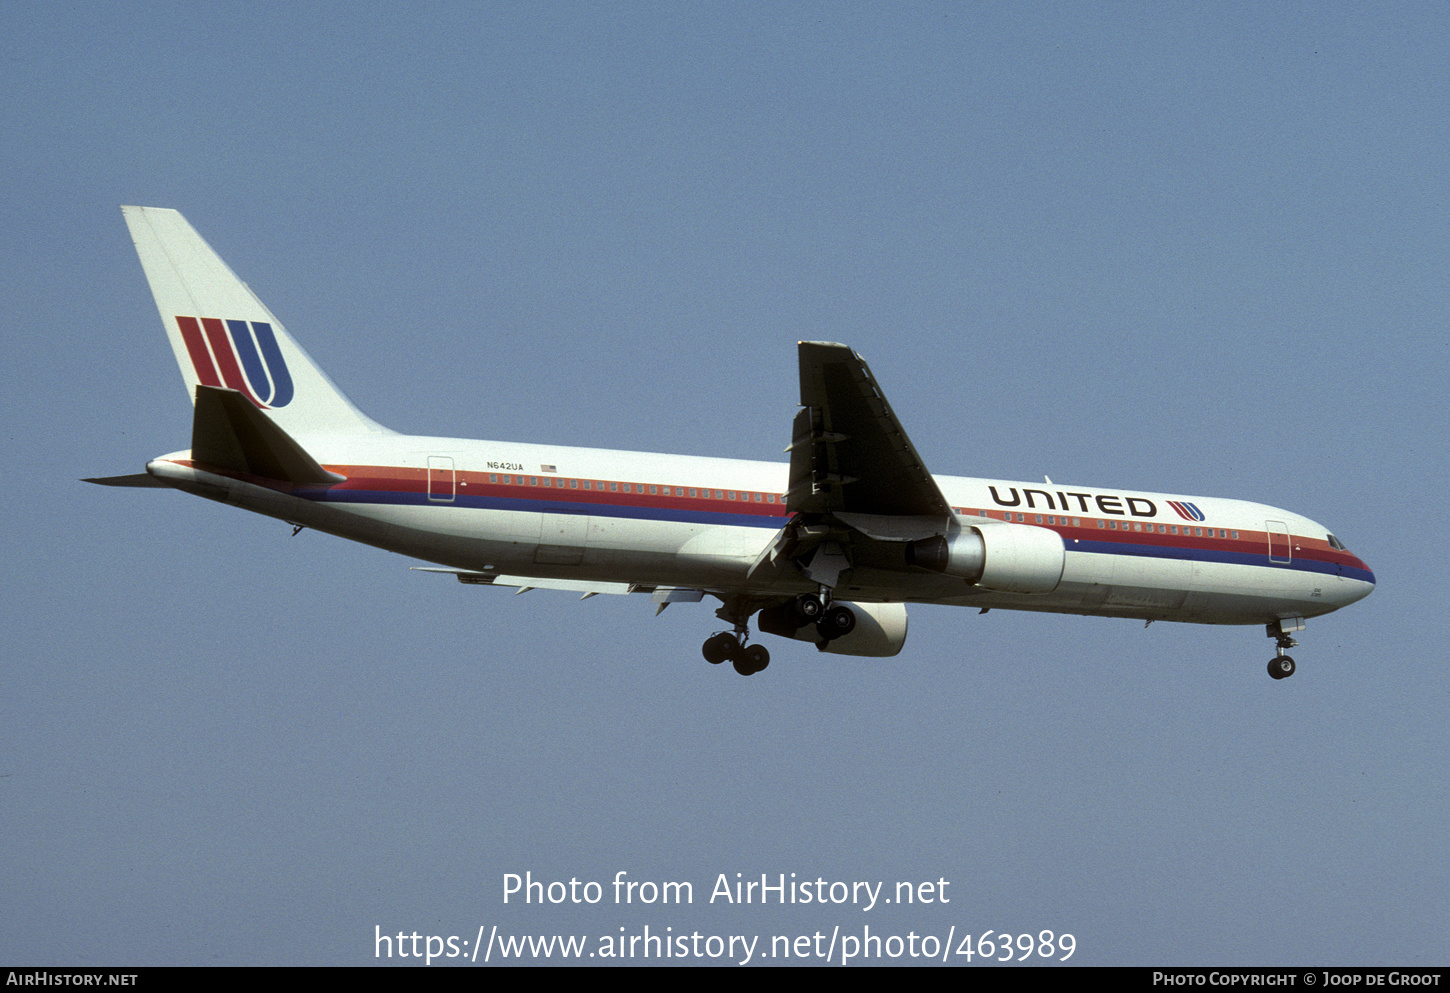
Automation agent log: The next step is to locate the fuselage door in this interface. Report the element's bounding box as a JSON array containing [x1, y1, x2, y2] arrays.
[[428, 456, 456, 503], [1266, 520, 1291, 564]]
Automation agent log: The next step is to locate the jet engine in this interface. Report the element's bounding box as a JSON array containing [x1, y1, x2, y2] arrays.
[[906, 523, 1064, 594], [758, 600, 908, 657]]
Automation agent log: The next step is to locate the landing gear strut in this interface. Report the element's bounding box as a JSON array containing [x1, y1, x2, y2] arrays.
[[1266, 617, 1303, 680]]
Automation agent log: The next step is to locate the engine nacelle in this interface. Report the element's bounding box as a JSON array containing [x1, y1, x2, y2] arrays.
[[758, 600, 908, 657], [907, 523, 1064, 594]]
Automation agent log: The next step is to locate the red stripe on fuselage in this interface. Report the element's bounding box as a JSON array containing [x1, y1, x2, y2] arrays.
[[172, 458, 1372, 575], [322, 466, 790, 518]]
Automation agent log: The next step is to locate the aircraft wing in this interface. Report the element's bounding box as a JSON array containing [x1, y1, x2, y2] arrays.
[[747, 342, 955, 593], [787, 342, 953, 518], [412, 568, 707, 613]]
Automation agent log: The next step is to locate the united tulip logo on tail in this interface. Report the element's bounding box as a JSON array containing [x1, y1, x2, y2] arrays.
[[174, 316, 294, 408]]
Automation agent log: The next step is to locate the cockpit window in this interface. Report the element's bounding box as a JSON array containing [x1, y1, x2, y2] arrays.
[[1327, 533, 1348, 551]]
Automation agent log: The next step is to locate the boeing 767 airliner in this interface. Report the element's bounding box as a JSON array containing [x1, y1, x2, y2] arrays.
[[89, 207, 1375, 679]]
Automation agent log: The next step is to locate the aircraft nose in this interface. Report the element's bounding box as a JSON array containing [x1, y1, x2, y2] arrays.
[[1337, 554, 1375, 605]]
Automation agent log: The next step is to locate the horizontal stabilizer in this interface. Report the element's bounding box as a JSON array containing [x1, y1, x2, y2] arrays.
[[192, 385, 344, 485], [82, 473, 169, 488]]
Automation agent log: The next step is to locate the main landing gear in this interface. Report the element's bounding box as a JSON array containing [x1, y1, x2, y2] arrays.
[[788, 592, 856, 643], [702, 631, 770, 676], [702, 598, 771, 675], [1266, 617, 1304, 680], [699, 593, 860, 676]]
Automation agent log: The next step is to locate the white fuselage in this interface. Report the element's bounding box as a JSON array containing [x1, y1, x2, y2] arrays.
[[146, 430, 1376, 629]]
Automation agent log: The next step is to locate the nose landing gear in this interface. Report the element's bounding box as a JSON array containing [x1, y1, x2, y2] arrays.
[[1268, 655, 1296, 680], [1266, 617, 1304, 680]]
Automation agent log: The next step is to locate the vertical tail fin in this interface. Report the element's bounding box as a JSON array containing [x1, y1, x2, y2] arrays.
[[121, 206, 388, 437]]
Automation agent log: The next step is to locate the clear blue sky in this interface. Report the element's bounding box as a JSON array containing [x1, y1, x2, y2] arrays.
[[2, 1, 1444, 966]]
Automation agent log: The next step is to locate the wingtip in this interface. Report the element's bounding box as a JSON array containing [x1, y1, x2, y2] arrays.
[[798, 340, 862, 364]]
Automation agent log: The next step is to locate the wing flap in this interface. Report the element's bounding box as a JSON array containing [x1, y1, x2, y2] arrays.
[[771, 343, 960, 593], [413, 568, 708, 603]]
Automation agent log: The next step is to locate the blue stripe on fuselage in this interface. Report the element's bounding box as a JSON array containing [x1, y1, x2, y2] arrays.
[[1073, 538, 1375, 583], [294, 485, 1376, 584], [306, 486, 787, 530]]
